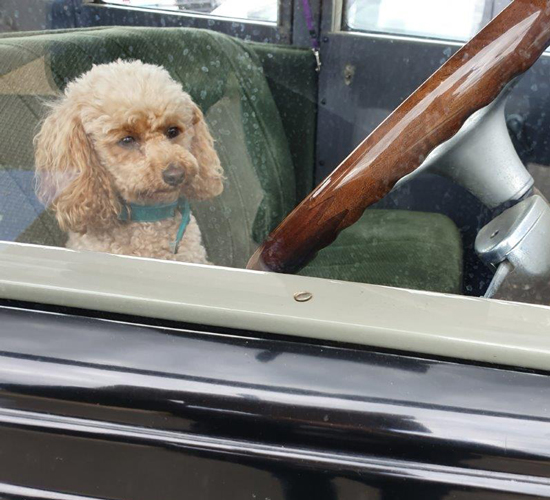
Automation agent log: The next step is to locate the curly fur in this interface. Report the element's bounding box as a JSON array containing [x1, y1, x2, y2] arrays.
[[34, 60, 224, 264]]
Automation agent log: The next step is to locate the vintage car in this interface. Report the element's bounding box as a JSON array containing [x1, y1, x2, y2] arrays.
[[0, 0, 549, 498]]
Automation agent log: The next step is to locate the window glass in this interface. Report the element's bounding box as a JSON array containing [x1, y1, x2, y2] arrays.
[[344, 0, 488, 41], [1, 0, 550, 315], [102, 0, 278, 23]]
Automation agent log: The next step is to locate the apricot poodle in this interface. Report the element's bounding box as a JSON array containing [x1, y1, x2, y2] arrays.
[[34, 59, 224, 264]]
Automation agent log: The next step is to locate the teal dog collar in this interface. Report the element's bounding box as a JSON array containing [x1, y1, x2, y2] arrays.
[[118, 197, 191, 254]]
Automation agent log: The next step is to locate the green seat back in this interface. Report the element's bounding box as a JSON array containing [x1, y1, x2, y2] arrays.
[[0, 27, 312, 268]]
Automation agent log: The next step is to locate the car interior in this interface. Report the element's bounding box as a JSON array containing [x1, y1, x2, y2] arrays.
[[1, 0, 549, 305]]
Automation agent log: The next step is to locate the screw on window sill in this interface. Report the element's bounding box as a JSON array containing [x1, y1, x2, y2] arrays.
[[294, 291, 313, 302]]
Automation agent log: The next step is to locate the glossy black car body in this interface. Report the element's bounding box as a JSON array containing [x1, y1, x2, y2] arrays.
[[1, 303, 549, 499]]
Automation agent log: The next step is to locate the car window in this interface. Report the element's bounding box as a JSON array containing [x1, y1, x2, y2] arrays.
[[343, 0, 488, 41], [102, 0, 278, 22], [1, 0, 550, 338]]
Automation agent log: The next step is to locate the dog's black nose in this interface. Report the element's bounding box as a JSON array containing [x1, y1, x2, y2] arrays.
[[162, 164, 185, 186]]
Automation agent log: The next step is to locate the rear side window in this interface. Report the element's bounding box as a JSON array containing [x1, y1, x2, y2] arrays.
[[101, 0, 278, 23], [343, 0, 489, 41]]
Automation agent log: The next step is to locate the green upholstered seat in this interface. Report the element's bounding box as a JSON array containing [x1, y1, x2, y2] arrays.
[[300, 210, 462, 294], [0, 27, 462, 293]]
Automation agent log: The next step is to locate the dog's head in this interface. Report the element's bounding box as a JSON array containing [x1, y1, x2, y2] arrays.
[[34, 60, 224, 233]]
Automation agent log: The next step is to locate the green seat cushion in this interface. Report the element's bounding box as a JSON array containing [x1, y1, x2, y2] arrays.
[[300, 209, 463, 294]]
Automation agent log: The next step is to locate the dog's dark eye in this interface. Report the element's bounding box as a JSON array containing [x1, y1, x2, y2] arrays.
[[166, 126, 181, 139], [119, 136, 137, 148]]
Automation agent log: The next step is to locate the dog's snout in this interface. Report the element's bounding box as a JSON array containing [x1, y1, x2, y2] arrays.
[[162, 164, 185, 187]]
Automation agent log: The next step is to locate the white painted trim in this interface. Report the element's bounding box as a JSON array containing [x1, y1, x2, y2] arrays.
[[1, 242, 550, 371]]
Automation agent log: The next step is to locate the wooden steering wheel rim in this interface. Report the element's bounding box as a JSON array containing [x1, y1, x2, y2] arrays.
[[247, 0, 550, 274]]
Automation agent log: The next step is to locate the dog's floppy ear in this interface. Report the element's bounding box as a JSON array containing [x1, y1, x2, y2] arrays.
[[186, 105, 224, 200], [34, 98, 120, 234]]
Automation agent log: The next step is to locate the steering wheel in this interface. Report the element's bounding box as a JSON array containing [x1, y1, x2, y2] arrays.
[[247, 0, 550, 274]]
